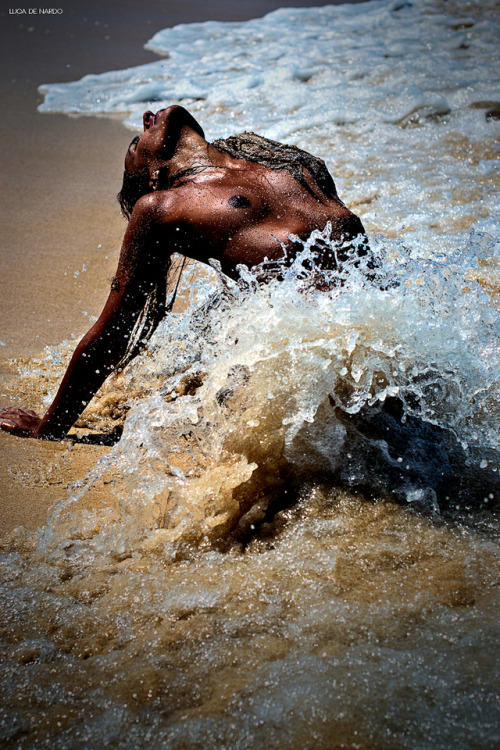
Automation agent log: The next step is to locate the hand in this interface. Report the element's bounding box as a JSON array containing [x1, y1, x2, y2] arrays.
[[0, 406, 43, 438]]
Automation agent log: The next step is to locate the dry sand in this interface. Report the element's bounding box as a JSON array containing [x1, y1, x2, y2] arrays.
[[0, 0, 363, 535]]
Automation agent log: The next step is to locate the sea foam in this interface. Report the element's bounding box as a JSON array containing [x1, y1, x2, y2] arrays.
[[1, 3, 499, 747], [39, 0, 500, 245]]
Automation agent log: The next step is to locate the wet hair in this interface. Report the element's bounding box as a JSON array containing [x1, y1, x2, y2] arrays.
[[212, 131, 338, 202], [115, 275, 167, 372], [114, 255, 192, 372], [117, 166, 150, 220]]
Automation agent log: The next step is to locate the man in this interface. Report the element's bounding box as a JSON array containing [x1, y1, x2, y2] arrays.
[[0, 106, 367, 440]]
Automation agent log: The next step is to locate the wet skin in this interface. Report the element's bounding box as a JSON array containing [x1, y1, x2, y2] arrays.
[[0, 106, 363, 439]]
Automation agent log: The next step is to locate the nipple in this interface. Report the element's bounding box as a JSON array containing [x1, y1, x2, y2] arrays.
[[228, 195, 251, 209]]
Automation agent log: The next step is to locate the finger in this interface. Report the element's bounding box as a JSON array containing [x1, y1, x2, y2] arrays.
[[0, 421, 29, 437], [1, 407, 37, 417]]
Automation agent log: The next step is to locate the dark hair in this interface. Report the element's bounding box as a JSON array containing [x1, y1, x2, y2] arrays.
[[212, 131, 338, 202], [117, 166, 150, 220], [115, 167, 174, 370], [115, 276, 167, 371]]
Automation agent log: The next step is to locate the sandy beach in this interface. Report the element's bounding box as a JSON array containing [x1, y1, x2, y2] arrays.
[[0, 2, 498, 745], [0, 0, 367, 535]]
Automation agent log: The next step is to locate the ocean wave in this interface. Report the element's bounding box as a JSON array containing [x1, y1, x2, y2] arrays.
[[30, 228, 499, 564], [38, 0, 500, 244]]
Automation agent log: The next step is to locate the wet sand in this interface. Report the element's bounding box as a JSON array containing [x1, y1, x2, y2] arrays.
[[0, 0, 364, 535]]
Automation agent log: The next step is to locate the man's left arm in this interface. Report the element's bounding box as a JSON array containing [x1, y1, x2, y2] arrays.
[[0, 194, 169, 439]]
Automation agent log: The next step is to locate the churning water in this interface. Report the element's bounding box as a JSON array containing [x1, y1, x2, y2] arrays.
[[1, 0, 499, 747]]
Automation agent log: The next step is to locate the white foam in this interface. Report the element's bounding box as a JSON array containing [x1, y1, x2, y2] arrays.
[[39, 0, 500, 244], [32, 227, 498, 564], [3, 7, 497, 744]]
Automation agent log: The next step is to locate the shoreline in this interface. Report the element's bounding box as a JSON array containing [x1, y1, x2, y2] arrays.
[[1, 0, 364, 356], [0, 0, 364, 536]]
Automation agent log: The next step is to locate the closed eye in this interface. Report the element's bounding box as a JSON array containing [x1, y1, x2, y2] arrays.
[[129, 135, 140, 152]]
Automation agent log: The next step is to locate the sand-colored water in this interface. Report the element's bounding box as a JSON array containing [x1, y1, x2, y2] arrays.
[[0, 0, 358, 532], [0, 4, 498, 748]]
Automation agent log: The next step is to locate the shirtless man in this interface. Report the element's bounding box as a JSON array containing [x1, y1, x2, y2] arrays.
[[0, 105, 366, 440]]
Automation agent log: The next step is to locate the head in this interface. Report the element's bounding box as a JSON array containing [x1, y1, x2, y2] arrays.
[[118, 105, 207, 219]]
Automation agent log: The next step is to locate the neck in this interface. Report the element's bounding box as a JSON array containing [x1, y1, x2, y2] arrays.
[[166, 136, 241, 178]]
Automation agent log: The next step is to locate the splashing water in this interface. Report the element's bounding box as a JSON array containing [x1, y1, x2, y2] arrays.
[[30, 228, 498, 570], [3, 233, 498, 750], [2, 0, 500, 745]]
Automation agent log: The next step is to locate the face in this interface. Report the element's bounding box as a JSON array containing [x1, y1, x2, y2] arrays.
[[124, 105, 206, 179]]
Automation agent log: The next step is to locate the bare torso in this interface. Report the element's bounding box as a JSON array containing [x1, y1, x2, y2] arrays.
[[149, 160, 355, 277]]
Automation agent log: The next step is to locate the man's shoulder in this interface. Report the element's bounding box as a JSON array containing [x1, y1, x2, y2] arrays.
[[132, 190, 187, 224]]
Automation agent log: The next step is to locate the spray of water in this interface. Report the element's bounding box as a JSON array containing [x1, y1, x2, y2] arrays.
[[27, 228, 497, 569]]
